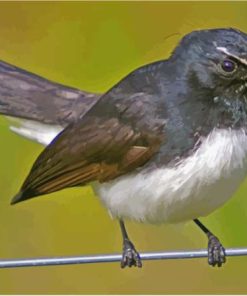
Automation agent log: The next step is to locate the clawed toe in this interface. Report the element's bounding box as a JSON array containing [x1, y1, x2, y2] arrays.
[[208, 234, 226, 267], [121, 239, 142, 268]]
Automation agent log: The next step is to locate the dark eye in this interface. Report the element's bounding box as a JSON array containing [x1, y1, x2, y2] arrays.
[[221, 59, 237, 73]]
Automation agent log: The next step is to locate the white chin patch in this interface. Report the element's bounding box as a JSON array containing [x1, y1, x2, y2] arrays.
[[7, 117, 63, 146]]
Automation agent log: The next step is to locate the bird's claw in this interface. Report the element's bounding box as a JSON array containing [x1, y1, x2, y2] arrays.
[[121, 239, 142, 268], [208, 234, 226, 267]]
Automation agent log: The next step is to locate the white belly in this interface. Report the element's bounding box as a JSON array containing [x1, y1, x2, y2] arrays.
[[96, 128, 247, 224]]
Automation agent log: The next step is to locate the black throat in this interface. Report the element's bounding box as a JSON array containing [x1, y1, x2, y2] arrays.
[[152, 58, 247, 165]]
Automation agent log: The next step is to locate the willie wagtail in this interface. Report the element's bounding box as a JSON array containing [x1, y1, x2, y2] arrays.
[[6, 28, 247, 268]]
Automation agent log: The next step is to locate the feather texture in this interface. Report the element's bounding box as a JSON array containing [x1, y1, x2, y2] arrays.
[[97, 128, 247, 223]]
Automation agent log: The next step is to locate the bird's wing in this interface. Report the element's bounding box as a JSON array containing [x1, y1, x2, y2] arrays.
[[12, 110, 163, 204], [0, 60, 100, 126]]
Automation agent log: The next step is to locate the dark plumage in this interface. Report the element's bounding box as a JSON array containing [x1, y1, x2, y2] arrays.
[[0, 60, 99, 125]]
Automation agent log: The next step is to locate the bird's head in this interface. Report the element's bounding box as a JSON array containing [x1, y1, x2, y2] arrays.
[[171, 28, 247, 127]]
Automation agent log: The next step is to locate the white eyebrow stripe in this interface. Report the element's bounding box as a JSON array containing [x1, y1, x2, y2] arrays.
[[216, 46, 247, 66]]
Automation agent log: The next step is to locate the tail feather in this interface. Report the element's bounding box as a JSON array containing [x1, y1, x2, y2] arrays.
[[0, 60, 100, 126], [11, 189, 38, 205], [9, 118, 63, 146]]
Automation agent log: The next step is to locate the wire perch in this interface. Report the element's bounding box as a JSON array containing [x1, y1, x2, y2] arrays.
[[0, 248, 247, 268]]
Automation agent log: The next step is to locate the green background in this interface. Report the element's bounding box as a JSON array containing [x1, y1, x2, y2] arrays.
[[0, 1, 247, 294]]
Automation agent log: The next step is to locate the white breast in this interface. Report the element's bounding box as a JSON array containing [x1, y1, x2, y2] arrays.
[[96, 128, 247, 224]]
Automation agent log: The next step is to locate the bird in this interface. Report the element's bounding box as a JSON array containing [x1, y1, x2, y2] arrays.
[[7, 27, 247, 269]]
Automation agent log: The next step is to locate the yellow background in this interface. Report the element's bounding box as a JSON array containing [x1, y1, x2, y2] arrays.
[[0, 1, 247, 294]]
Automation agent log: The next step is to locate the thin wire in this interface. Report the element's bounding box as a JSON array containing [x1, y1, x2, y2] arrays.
[[0, 248, 247, 269]]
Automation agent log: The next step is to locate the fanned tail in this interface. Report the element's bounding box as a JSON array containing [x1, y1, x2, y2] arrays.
[[0, 60, 100, 127]]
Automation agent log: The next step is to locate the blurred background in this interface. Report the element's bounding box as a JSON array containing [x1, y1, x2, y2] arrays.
[[0, 1, 247, 294]]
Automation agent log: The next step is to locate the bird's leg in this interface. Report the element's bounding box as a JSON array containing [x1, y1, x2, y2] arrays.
[[119, 219, 142, 268], [193, 218, 226, 267]]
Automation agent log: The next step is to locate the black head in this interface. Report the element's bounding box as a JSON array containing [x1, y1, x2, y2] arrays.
[[171, 28, 247, 128]]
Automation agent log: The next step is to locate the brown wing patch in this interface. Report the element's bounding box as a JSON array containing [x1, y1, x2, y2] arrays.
[[121, 146, 153, 170], [17, 114, 162, 201], [26, 146, 154, 195]]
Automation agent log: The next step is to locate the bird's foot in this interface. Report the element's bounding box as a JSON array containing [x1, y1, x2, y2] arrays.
[[207, 233, 226, 267], [121, 239, 142, 268]]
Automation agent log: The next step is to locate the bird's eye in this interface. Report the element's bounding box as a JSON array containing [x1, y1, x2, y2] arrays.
[[221, 59, 237, 73]]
